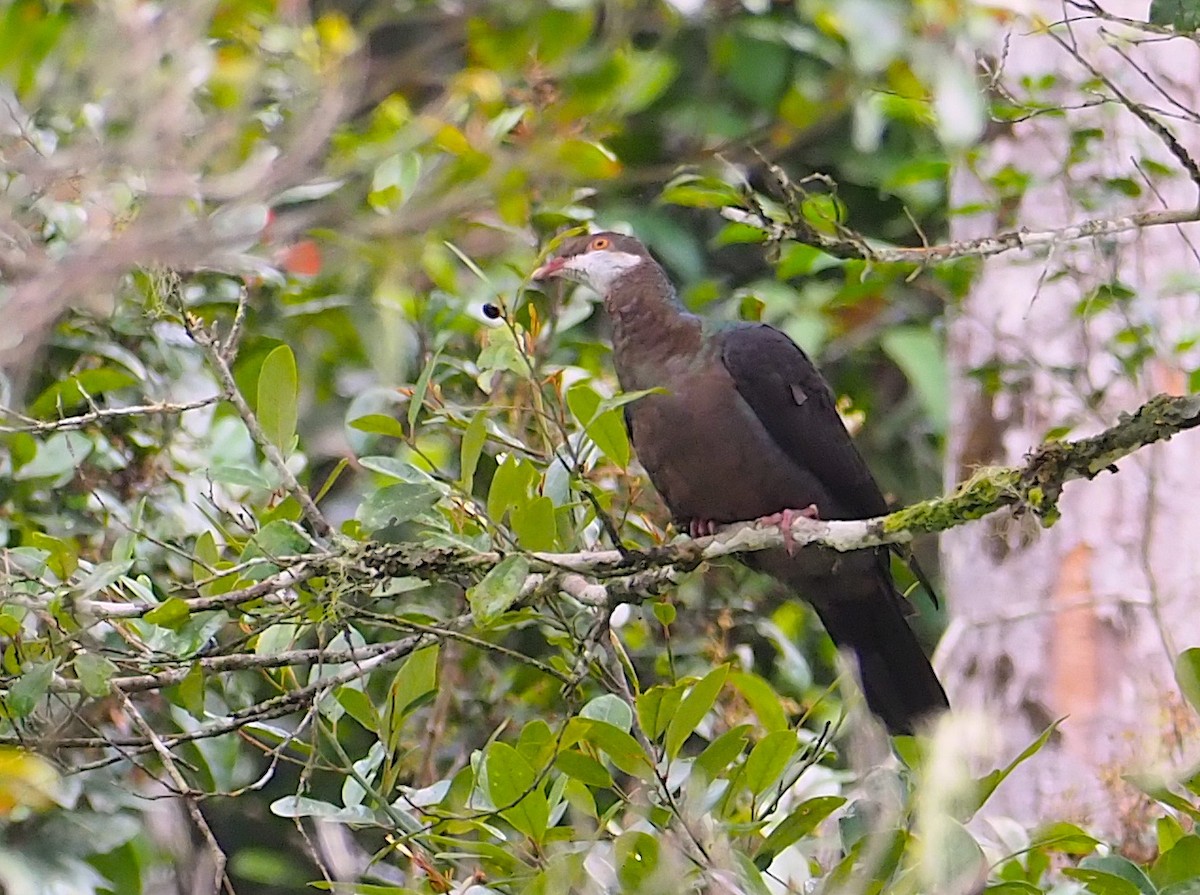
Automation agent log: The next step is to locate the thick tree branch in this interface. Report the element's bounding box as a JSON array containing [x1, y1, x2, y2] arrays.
[[343, 393, 1200, 591]]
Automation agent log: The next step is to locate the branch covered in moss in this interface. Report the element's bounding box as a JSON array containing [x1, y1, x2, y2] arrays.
[[51, 392, 1200, 630], [342, 392, 1200, 590]]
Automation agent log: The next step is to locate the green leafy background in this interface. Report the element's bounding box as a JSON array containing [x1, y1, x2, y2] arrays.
[[0, 0, 1198, 893]]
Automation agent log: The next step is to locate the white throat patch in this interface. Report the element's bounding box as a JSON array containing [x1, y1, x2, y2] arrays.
[[564, 250, 644, 294]]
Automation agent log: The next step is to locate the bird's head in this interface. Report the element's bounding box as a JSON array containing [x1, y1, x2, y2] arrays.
[[531, 231, 654, 295]]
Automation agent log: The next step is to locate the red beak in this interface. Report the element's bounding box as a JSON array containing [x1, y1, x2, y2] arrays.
[[531, 256, 566, 281]]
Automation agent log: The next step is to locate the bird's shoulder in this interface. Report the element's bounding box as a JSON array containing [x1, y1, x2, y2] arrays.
[[716, 321, 836, 404], [717, 320, 889, 519]]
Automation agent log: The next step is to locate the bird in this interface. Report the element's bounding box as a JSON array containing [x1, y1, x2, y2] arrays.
[[532, 231, 948, 735]]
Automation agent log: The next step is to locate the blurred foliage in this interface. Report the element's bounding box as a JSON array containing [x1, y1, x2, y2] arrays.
[[0, 0, 1197, 893]]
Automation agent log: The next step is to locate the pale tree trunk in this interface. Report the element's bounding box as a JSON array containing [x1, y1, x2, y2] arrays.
[[938, 2, 1200, 840]]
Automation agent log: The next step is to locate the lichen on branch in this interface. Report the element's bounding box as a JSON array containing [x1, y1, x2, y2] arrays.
[[339, 392, 1200, 596]]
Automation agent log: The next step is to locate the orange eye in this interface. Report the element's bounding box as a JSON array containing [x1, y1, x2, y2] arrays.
[[589, 236, 610, 251]]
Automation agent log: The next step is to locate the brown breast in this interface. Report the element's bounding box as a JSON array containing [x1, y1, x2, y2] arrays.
[[626, 365, 830, 525]]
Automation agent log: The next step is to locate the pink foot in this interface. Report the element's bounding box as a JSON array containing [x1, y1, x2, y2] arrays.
[[758, 505, 820, 555], [687, 519, 720, 538]]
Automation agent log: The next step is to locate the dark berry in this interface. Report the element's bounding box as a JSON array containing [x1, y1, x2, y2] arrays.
[[482, 303, 502, 319]]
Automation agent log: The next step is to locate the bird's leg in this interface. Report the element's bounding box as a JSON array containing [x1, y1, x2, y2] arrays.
[[686, 519, 719, 539], [758, 504, 820, 556]]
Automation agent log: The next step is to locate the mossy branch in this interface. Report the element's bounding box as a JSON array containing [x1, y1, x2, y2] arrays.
[[337, 392, 1200, 598], [58, 392, 1200, 627]]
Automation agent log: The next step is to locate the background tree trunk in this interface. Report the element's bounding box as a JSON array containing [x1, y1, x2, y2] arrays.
[[939, 3, 1200, 840]]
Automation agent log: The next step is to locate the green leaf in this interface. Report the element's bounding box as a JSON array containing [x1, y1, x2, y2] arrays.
[[176, 663, 205, 720], [615, 831, 661, 891], [1074, 856, 1157, 895], [270, 796, 343, 819], [485, 742, 549, 842], [743, 729, 800, 797], [1126, 772, 1200, 822], [77, 559, 134, 598], [755, 796, 845, 868], [729, 671, 788, 732], [618, 50, 678, 113], [881, 326, 949, 434], [724, 32, 789, 108], [356, 482, 440, 532], [389, 646, 439, 718], [74, 653, 118, 698], [580, 694, 633, 731], [665, 665, 729, 760], [595, 388, 665, 415], [1152, 835, 1200, 889], [967, 717, 1064, 817], [776, 243, 842, 279], [14, 431, 93, 482], [1063, 869, 1143, 895], [660, 173, 742, 209], [555, 139, 621, 179], [695, 725, 752, 780], [1158, 815, 1187, 853], [311, 886, 422, 895], [512, 494, 558, 551], [636, 683, 685, 742], [554, 750, 614, 788], [241, 520, 310, 574], [144, 597, 191, 630], [193, 530, 219, 583], [444, 240, 494, 287], [732, 850, 774, 895], [1150, 0, 1200, 30], [257, 345, 298, 454], [27, 368, 138, 417], [1029, 821, 1100, 856], [517, 719, 555, 769], [209, 464, 273, 490], [468, 555, 530, 626], [29, 533, 77, 580], [476, 326, 526, 390], [923, 820, 986, 893], [407, 348, 442, 433], [566, 383, 630, 468], [368, 151, 422, 212], [256, 623, 299, 656], [9, 661, 57, 718], [1175, 647, 1200, 714], [343, 742, 386, 809], [574, 719, 654, 779], [336, 687, 379, 734], [487, 455, 537, 521], [459, 410, 489, 492], [349, 414, 406, 439], [652, 601, 676, 626]]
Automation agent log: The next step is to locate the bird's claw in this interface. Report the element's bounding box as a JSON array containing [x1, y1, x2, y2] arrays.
[[687, 519, 719, 539], [759, 505, 820, 555]]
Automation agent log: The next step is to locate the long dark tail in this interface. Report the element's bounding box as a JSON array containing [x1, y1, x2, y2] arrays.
[[812, 589, 948, 735]]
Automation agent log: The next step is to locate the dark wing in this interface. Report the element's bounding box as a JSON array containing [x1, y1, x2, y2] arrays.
[[720, 323, 889, 521]]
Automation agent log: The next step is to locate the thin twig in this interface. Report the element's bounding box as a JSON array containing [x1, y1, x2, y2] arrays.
[[118, 691, 235, 895], [0, 396, 220, 433], [177, 305, 332, 539], [721, 205, 1200, 265]]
